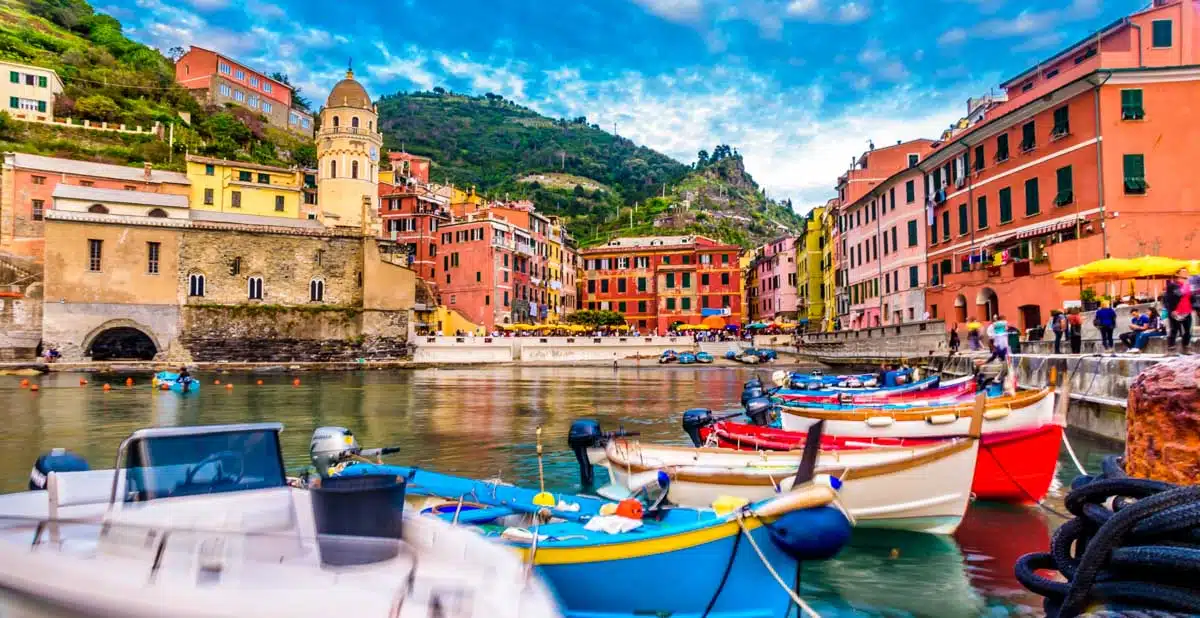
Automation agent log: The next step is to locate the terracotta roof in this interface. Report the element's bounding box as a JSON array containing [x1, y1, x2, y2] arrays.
[[6, 153, 189, 185], [326, 70, 372, 109], [52, 185, 189, 208]]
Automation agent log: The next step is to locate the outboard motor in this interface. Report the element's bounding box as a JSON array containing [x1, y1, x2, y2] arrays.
[[682, 408, 714, 447], [310, 426, 361, 478], [568, 419, 603, 486], [741, 384, 766, 406], [744, 397, 773, 426], [744, 377, 763, 390], [29, 449, 89, 490]]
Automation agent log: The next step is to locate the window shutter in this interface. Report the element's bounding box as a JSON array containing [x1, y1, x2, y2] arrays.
[[8, 96, 16, 109], [1025, 178, 1040, 216], [37, 100, 45, 113], [38, 75, 47, 88], [1152, 20, 1172, 47], [9, 71, 17, 83], [977, 196, 988, 228]]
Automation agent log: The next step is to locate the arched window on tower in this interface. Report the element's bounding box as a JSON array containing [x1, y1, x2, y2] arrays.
[[368, 120, 373, 131], [351, 160, 359, 179], [352, 116, 359, 129], [310, 278, 325, 302], [330, 160, 337, 179], [332, 116, 340, 128]]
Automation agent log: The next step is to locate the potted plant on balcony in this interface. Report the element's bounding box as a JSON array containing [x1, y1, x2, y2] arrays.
[[1080, 287, 1100, 312]]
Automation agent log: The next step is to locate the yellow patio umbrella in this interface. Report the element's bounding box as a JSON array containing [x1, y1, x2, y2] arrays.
[[1129, 256, 1190, 280], [1188, 260, 1200, 275], [1056, 258, 1139, 286]]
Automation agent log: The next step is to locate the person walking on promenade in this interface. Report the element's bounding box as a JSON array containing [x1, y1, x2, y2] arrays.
[[984, 315, 1010, 364], [948, 325, 960, 354], [1095, 300, 1117, 352], [1049, 310, 1067, 354], [1164, 269, 1193, 354], [1067, 308, 1084, 354], [966, 318, 983, 351]]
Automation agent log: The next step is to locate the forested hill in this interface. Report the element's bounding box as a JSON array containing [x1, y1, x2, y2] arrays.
[[376, 91, 806, 248]]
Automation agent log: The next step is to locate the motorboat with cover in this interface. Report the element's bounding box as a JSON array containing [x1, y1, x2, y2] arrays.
[[0, 423, 561, 618], [309, 426, 852, 618], [568, 399, 987, 535]]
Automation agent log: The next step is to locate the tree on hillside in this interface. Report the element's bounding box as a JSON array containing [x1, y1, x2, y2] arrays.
[[166, 46, 186, 62], [269, 72, 311, 112], [696, 149, 709, 167], [74, 94, 120, 121]]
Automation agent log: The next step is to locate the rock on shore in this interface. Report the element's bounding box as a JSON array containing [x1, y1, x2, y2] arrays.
[[1126, 355, 1200, 484]]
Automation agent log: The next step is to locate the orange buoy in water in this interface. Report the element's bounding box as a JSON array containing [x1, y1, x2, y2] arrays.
[[225, 383, 234, 390], [125, 377, 133, 386], [29, 384, 39, 392], [19, 379, 29, 388], [214, 379, 221, 385], [256, 379, 263, 386], [159, 383, 169, 390], [292, 378, 300, 386], [79, 378, 88, 386], [102, 383, 112, 391]]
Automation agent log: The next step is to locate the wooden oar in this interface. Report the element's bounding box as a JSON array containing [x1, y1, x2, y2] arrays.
[[791, 420, 825, 486], [533, 426, 555, 507]]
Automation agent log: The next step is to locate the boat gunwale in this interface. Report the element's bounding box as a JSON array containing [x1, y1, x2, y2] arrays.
[[777, 388, 1053, 422]]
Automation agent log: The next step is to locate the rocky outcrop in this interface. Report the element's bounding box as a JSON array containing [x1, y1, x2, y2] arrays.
[[1125, 356, 1200, 484]]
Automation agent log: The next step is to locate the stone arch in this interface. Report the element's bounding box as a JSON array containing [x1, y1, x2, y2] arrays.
[[88, 204, 109, 214], [954, 293, 968, 324], [147, 208, 168, 218], [976, 287, 999, 321], [81, 319, 162, 361]]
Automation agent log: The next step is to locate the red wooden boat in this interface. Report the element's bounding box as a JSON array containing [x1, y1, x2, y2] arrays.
[[775, 374, 978, 405], [698, 420, 1062, 504]]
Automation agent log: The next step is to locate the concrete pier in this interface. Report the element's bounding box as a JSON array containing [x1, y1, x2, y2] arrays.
[[411, 336, 749, 364]]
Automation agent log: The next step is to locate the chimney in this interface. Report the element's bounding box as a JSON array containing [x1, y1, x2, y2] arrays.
[[143, 162, 152, 181]]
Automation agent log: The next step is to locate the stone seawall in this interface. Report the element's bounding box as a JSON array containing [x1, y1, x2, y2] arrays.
[[181, 305, 408, 363], [412, 336, 748, 364], [795, 320, 949, 362]]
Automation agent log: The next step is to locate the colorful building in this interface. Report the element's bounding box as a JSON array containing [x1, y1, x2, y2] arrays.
[[836, 140, 934, 328], [2, 60, 63, 124], [819, 202, 838, 331], [174, 46, 313, 137], [436, 210, 517, 330], [378, 183, 450, 283], [387, 152, 432, 185], [317, 69, 383, 233], [0, 153, 189, 260], [921, 0, 1200, 332], [579, 235, 743, 333], [739, 250, 754, 322], [185, 155, 304, 220], [797, 207, 826, 329]]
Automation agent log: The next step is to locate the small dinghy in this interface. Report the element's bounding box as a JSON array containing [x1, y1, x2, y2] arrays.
[[152, 371, 199, 394], [0, 423, 561, 618]]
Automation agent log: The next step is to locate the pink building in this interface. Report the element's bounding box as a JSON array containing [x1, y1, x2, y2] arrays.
[[835, 140, 933, 328], [750, 236, 799, 321]]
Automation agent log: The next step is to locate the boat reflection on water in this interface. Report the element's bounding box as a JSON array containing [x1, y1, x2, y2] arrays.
[[955, 502, 1052, 610], [808, 529, 984, 617]]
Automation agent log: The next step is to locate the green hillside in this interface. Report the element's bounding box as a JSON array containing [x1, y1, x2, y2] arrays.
[[0, 0, 311, 170], [377, 91, 805, 248]]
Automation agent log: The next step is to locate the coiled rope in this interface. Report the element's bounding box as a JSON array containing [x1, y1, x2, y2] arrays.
[[1015, 455, 1200, 617]]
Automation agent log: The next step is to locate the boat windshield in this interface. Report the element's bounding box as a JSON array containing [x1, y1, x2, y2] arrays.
[[121, 429, 286, 502]]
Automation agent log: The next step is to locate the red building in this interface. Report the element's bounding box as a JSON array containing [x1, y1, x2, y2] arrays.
[[174, 46, 312, 137], [388, 152, 431, 185], [580, 235, 743, 334], [378, 183, 450, 282], [437, 211, 518, 329]]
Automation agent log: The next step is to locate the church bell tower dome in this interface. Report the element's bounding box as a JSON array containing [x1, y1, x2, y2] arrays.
[[316, 67, 383, 232]]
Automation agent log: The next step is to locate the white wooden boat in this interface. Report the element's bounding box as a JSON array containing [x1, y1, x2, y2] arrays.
[[778, 387, 1055, 439], [590, 400, 985, 535], [0, 424, 561, 618]]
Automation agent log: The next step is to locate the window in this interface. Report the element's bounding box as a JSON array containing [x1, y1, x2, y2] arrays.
[[87, 204, 108, 214], [721, 272, 730, 285], [701, 273, 710, 286], [682, 272, 691, 288], [146, 242, 160, 274], [1052, 106, 1070, 137], [601, 280, 609, 293], [31, 199, 43, 221], [1025, 178, 1040, 216], [977, 196, 989, 229], [666, 273, 675, 288], [999, 187, 1013, 223], [996, 134, 1009, 162], [681, 298, 691, 311], [504, 291, 509, 306], [1121, 89, 1144, 120], [219, 62, 231, 74], [250, 76, 259, 88], [307, 279, 324, 302], [262, 102, 271, 113], [231, 191, 242, 208], [941, 211, 950, 241], [248, 276, 263, 300], [248, 95, 259, 109], [234, 90, 245, 102], [907, 153, 919, 168], [882, 233, 889, 256], [329, 160, 336, 178], [238, 171, 252, 182], [188, 273, 205, 297], [955, 203, 967, 235], [204, 188, 214, 205], [219, 83, 232, 97], [1020, 121, 1036, 152], [88, 239, 102, 271], [1123, 154, 1148, 194], [637, 277, 647, 292], [722, 253, 729, 264], [905, 180, 915, 203], [1152, 19, 1173, 48], [275, 195, 285, 212], [31, 175, 45, 185], [352, 117, 360, 129], [891, 227, 898, 252], [618, 301, 627, 313], [906, 220, 918, 247], [263, 82, 273, 93], [909, 265, 919, 289], [638, 300, 647, 313], [235, 69, 245, 80], [1055, 166, 1074, 206], [617, 278, 626, 293], [351, 161, 359, 179], [973, 144, 985, 171], [666, 298, 676, 311], [587, 280, 595, 294], [257, 173, 270, 184]]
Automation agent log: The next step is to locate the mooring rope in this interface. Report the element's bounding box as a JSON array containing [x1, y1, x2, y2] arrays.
[[1014, 455, 1200, 617], [1061, 431, 1089, 478], [735, 512, 822, 618]]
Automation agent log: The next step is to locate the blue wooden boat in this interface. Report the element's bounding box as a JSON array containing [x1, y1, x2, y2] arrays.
[[775, 374, 941, 398], [696, 351, 714, 364], [152, 371, 199, 393], [332, 462, 851, 618], [658, 350, 678, 364], [678, 351, 697, 364], [723, 350, 738, 360]]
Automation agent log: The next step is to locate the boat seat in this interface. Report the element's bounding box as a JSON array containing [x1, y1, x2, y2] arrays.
[[434, 506, 514, 525]]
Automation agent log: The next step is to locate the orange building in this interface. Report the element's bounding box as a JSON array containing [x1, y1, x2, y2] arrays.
[[580, 235, 743, 334], [174, 46, 313, 137], [436, 211, 518, 330], [388, 152, 431, 185], [378, 182, 450, 283], [0, 153, 190, 260], [921, 0, 1200, 332]]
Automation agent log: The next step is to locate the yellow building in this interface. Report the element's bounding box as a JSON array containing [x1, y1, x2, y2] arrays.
[[546, 216, 565, 322], [798, 206, 825, 330], [820, 202, 838, 332], [186, 155, 303, 219], [317, 68, 383, 232], [2, 60, 63, 124], [740, 250, 755, 323]]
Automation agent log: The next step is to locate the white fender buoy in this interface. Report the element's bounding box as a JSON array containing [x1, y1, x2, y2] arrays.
[[866, 416, 895, 428], [927, 413, 958, 425], [983, 408, 1011, 421]]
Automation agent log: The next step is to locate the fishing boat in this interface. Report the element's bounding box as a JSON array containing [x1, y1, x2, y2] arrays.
[[152, 371, 199, 393], [691, 420, 1062, 504], [778, 387, 1056, 439], [570, 401, 986, 535], [658, 350, 678, 364], [696, 351, 714, 364], [774, 374, 978, 406], [678, 351, 697, 364], [315, 427, 852, 618], [0, 423, 562, 618], [773, 372, 948, 398]]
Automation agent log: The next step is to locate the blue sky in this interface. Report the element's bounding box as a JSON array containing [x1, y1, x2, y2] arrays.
[[106, 0, 1139, 210]]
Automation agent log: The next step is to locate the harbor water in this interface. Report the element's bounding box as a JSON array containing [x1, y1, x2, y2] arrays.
[[0, 365, 1119, 617]]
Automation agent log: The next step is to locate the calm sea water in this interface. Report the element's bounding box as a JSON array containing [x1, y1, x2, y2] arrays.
[[0, 365, 1119, 617]]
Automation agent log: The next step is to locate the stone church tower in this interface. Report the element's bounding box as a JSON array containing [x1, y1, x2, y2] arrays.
[[317, 68, 383, 233]]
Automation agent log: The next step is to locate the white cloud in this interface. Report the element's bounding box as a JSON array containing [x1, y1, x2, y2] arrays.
[[943, 0, 1100, 48], [630, 0, 704, 23], [938, 28, 968, 46], [436, 53, 528, 100], [786, 0, 870, 24], [247, 0, 285, 20], [182, 0, 227, 9], [366, 43, 438, 91]]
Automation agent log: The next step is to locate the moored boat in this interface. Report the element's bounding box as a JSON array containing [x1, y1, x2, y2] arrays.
[[658, 350, 678, 364], [774, 374, 978, 406], [152, 371, 199, 393], [678, 351, 697, 364], [696, 351, 714, 364]]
